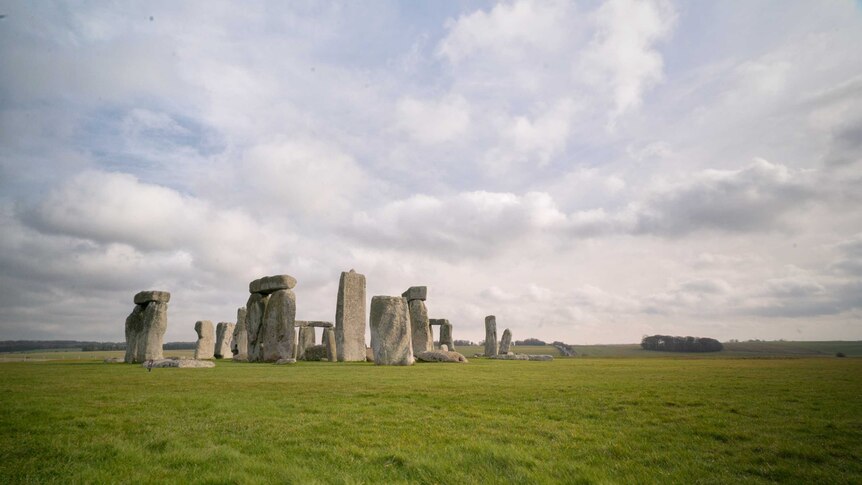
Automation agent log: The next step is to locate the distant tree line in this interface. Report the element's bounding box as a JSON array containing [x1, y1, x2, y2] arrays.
[[640, 335, 723, 352], [80, 342, 125, 351], [515, 338, 547, 346], [453, 340, 475, 346], [0, 340, 197, 353]]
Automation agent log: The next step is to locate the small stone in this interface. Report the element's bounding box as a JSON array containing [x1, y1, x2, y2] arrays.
[[490, 354, 529, 360], [415, 350, 468, 363], [194, 320, 215, 360], [103, 357, 123, 363], [274, 358, 297, 365], [303, 344, 328, 361], [400, 286, 427, 301], [133, 290, 171, 305], [249, 274, 297, 294], [440, 344, 449, 352], [528, 355, 554, 361], [144, 359, 215, 368]]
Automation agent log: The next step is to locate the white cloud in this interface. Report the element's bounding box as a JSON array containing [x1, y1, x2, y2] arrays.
[[396, 95, 470, 144]]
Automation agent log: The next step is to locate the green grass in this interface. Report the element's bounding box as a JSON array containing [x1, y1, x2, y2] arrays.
[[1, 356, 860, 484]]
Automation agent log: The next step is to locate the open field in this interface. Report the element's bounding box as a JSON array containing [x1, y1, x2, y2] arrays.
[[1, 356, 860, 484]]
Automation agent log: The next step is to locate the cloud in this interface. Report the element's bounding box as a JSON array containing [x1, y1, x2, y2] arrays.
[[395, 95, 470, 144]]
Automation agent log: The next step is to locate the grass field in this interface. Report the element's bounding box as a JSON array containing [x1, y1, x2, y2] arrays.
[[1, 354, 860, 484]]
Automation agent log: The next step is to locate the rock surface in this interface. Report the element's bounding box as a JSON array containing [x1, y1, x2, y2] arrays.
[[260, 289, 296, 362], [370, 296, 414, 365], [439, 320, 454, 352], [249, 274, 297, 294], [336, 269, 367, 362], [409, 299, 433, 355], [245, 292, 269, 362], [297, 326, 315, 360], [296, 320, 334, 328], [322, 327, 337, 362], [144, 359, 215, 368], [490, 354, 529, 360], [439, 344, 449, 352], [401, 286, 427, 301], [232, 307, 248, 360], [365, 347, 374, 362], [415, 350, 468, 363], [274, 358, 297, 365], [484, 315, 498, 357], [215, 322, 235, 359], [194, 320, 215, 360], [303, 344, 328, 361], [134, 290, 171, 305], [124, 297, 168, 363], [499, 328, 513, 355], [528, 354, 554, 361]]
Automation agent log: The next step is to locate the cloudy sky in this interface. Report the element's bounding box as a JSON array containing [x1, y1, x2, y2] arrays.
[[1, 0, 861, 345]]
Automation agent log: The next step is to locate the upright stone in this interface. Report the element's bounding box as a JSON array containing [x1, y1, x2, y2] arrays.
[[245, 292, 269, 362], [408, 299, 433, 355], [194, 320, 215, 360], [484, 315, 498, 357], [439, 320, 455, 352], [297, 326, 315, 361], [322, 328, 337, 362], [260, 288, 296, 362], [499, 328, 513, 354], [369, 296, 414, 365], [124, 291, 169, 363], [232, 307, 248, 360], [215, 322, 235, 359], [336, 269, 367, 362], [124, 304, 144, 363]]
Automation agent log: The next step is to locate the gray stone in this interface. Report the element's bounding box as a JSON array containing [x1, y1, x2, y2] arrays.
[[133, 290, 171, 305], [103, 357, 123, 363], [428, 318, 445, 326], [490, 354, 529, 360], [274, 358, 297, 365], [499, 328, 512, 355], [245, 292, 269, 362], [232, 307, 248, 360], [297, 326, 315, 360], [322, 328, 337, 362], [260, 289, 297, 362], [415, 350, 468, 363], [401, 286, 427, 301], [528, 354, 554, 361], [366, 347, 374, 362], [124, 304, 145, 363], [439, 320, 454, 352], [336, 269, 367, 362], [194, 320, 215, 360], [249, 274, 297, 294], [296, 320, 334, 328], [409, 299, 433, 355], [484, 315, 498, 357], [439, 344, 449, 352], [215, 322, 235, 359], [124, 298, 168, 363], [144, 359, 215, 368], [303, 344, 328, 361], [369, 296, 413, 365]]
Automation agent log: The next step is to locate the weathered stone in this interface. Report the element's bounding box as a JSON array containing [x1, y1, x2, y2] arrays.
[[336, 269, 367, 362], [297, 326, 315, 360], [490, 354, 529, 360], [133, 290, 171, 305], [499, 328, 513, 355], [439, 320, 454, 352], [484, 315, 498, 357], [401, 286, 427, 301], [415, 350, 468, 363], [124, 296, 168, 364], [260, 289, 296, 362], [409, 299, 433, 355], [215, 322, 235, 359], [428, 318, 445, 326], [194, 320, 215, 360], [232, 307, 248, 360], [365, 347, 374, 362], [249, 274, 297, 294], [303, 344, 328, 361], [370, 296, 414, 365], [528, 354, 554, 361], [322, 328, 337, 362], [245, 292, 269, 362], [440, 344, 449, 352], [124, 304, 145, 363], [144, 358, 215, 368], [274, 358, 297, 365], [296, 320, 334, 328]]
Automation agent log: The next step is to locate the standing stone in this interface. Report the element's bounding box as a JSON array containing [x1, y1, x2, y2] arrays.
[[141, 302, 168, 361], [322, 328, 337, 362], [408, 299, 433, 355], [245, 292, 269, 362], [297, 326, 315, 360], [260, 288, 296, 362], [369, 296, 414, 365], [499, 328, 513, 355], [124, 304, 144, 363], [124, 291, 169, 363], [336, 269, 367, 362], [194, 320, 215, 360], [484, 315, 498, 357], [439, 320, 455, 352], [232, 307, 248, 360], [215, 322, 235, 359]]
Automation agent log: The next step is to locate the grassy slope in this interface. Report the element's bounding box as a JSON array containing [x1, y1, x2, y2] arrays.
[[1, 357, 860, 484]]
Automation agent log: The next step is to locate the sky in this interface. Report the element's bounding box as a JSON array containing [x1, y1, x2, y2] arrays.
[[1, 0, 861, 345]]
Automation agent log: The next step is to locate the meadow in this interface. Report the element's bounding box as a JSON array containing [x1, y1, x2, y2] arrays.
[[0, 351, 860, 484]]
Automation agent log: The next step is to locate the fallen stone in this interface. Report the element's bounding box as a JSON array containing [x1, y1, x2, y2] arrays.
[[274, 358, 297, 365], [322, 327, 337, 362], [370, 296, 414, 365], [484, 315, 498, 357], [303, 344, 328, 361], [194, 320, 215, 360], [528, 354, 554, 361], [232, 307, 248, 360], [490, 354, 529, 360], [215, 322, 234, 359], [103, 357, 123, 363], [144, 359, 215, 368], [401, 286, 427, 301], [133, 290, 171, 305], [249, 274, 297, 294], [409, 299, 433, 355], [297, 326, 315, 360], [415, 350, 468, 363], [260, 289, 296, 362], [499, 328, 513, 355], [336, 269, 367, 362]]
